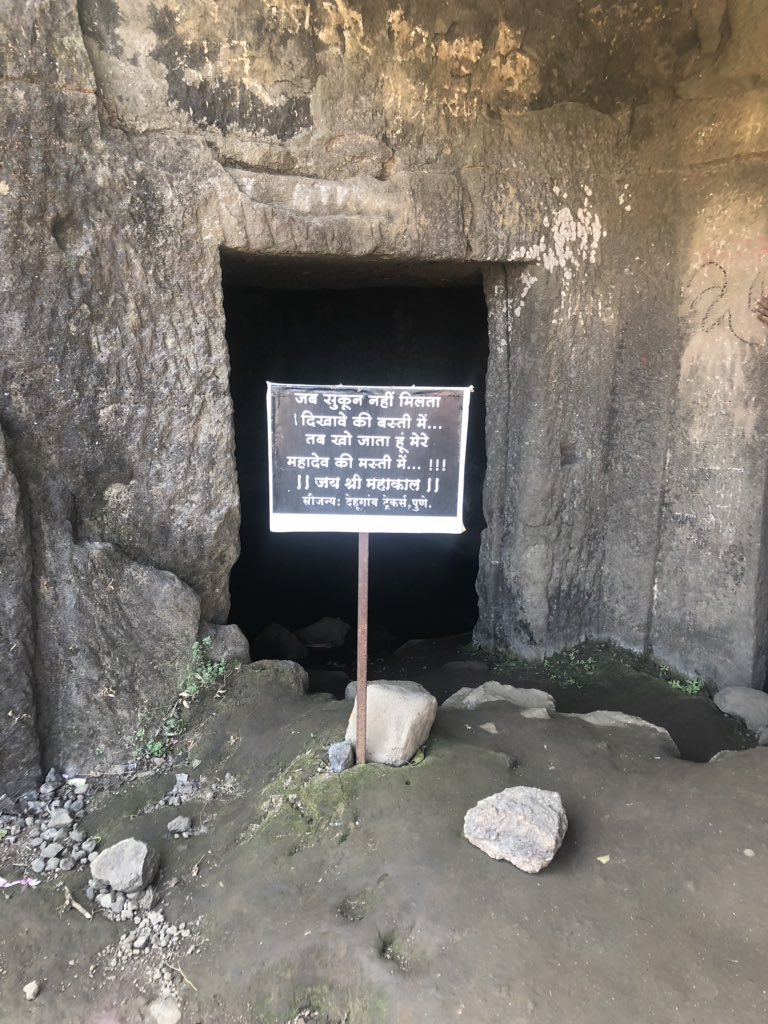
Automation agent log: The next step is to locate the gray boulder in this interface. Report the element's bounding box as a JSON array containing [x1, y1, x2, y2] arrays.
[[248, 660, 309, 696], [443, 681, 555, 713], [295, 616, 350, 649], [345, 680, 437, 766], [463, 787, 568, 873], [200, 622, 250, 665], [759, 727, 768, 747], [90, 838, 160, 892], [253, 622, 309, 662], [714, 687, 768, 734]]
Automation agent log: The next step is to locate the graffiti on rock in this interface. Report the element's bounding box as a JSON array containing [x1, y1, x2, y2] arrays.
[[685, 260, 767, 348]]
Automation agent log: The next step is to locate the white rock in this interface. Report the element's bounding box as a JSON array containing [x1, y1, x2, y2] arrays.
[[714, 687, 768, 734], [148, 996, 182, 1024], [23, 981, 40, 1001], [443, 680, 555, 713], [478, 722, 498, 734], [559, 710, 678, 753], [463, 786, 567, 873], [90, 838, 159, 893], [520, 707, 550, 720], [167, 816, 192, 834], [48, 808, 72, 828], [346, 680, 437, 766]]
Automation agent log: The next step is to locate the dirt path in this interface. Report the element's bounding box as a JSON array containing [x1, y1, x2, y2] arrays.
[[1, 658, 766, 1023]]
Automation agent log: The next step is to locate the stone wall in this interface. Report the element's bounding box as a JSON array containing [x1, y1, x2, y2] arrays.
[[0, 0, 765, 791]]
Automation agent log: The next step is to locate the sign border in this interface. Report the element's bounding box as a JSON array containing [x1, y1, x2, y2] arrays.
[[266, 382, 472, 534]]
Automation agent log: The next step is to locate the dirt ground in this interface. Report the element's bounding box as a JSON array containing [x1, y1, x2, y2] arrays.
[[1, 641, 766, 1024]]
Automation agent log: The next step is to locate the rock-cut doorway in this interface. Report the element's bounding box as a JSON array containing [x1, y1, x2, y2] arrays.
[[220, 253, 489, 665]]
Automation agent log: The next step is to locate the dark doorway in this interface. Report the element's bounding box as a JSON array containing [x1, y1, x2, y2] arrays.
[[221, 254, 489, 655]]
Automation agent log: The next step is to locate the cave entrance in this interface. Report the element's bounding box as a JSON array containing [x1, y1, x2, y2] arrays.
[[221, 253, 489, 665]]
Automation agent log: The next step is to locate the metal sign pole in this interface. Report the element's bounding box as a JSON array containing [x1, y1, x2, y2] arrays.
[[355, 532, 369, 765]]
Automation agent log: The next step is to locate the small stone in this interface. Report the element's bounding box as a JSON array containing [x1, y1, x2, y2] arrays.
[[59, 857, 75, 871], [478, 722, 499, 734], [45, 857, 60, 871], [31, 858, 45, 873], [29, 836, 43, 847], [138, 886, 156, 911], [329, 741, 354, 773], [134, 933, 150, 950], [520, 707, 550, 720], [96, 893, 113, 909], [41, 842, 64, 860], [82, 838, 98, 853], [23, 980, 40, 1001], [167, 815, 192, 834]]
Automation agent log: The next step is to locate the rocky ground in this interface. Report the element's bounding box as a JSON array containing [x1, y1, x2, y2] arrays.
[[1, 641, 766, 1024]]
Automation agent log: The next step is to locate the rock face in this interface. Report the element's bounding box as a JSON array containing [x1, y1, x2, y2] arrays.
[[37, 541, 201, 775], [0, 429, 40, 796], [463, 787, 568, 873], [443, 682, 555, 713], [90, 838, 160, 893], [0, 0, 766, 791], [346, 681, 438, 767], [714, 689, 768, 735]]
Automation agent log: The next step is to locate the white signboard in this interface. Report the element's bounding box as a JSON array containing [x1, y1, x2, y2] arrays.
[[267, 382, 472, 534]]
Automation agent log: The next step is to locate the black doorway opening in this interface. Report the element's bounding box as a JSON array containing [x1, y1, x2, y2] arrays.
[[221, 254, 489, 659]]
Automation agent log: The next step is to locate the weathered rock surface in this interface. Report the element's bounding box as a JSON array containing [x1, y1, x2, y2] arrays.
[[36, 541, 201, 774], [463, 787, 568, 873], [328, 741, 355, 773], [167, 816, 192, 835], [713, 688, 768, 735], [201, 622, 250, 665], [560, 711, 679, 756], [443, 681, 555, 713], [90, 839, 159, 893], [346, 680, 437, 767], [0, 429, 40, 796], [247, 661, 309, 697], [295, 616, 350, 649]]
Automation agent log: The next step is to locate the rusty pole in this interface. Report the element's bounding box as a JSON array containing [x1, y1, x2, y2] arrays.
[[355, 532, 370, 765]]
